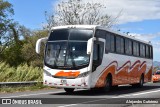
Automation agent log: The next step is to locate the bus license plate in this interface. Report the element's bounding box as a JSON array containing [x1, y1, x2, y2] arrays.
[[61, 79, 67, 84]]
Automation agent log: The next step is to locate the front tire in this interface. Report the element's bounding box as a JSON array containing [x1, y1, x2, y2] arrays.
[[103, 76, 112, 92], [64, 88, 74, 93]]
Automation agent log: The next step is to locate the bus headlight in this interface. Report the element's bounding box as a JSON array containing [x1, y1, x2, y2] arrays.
[[77, 71, 90, 78], [44, 70, 52, 77]]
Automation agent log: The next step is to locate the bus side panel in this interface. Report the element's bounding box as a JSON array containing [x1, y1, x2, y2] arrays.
[[144, 65, 153, 83], [91, 53, 153, 88]]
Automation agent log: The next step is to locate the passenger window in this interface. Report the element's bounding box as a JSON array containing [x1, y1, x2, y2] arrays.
[[136, 42, 140, 56], [146, 45, 149, 58], [149, 46, 153, 59], [105, 33, 111, 53], [95, 30, 106, 39], [121, 38, 124, 54], [128, 39, 132, 55], [93, 42, 104, 70], [125, 39, 129, 55], [116, 36, 121, 53], [133, 42, 137, 56], [140, 44, 145, 57], [125, 38, 132, 55], [110, 34, 115, 52], [93, 44, 98, 61]]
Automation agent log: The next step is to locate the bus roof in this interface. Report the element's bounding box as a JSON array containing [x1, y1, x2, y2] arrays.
[[51, 25, 97, 30], [51, 25, 152, 46]]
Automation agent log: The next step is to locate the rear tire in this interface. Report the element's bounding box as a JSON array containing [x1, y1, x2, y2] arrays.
[[64, 88, 74, 93], [132, 75, 144, 88], [103, 76, 112, 92], [139, 75, 144, 87]]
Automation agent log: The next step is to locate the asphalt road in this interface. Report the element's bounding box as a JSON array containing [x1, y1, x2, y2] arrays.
[[1, 82, 160, 107]]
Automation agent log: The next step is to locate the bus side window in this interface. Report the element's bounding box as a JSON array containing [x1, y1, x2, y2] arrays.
[[121, 38, 124, 54], [95, 30, 106, 39], [125, 39, 132, 55], [125, 39, 129, 55], [116, 36, 121, 53], [140, 43, 145, 57], [110, 34, 115, 52], [133, 41, 140, 57], [93, 43, 103, 64], [93, 43, 99, 71], [128, 40, 132, 55], [93, 44, 98, 62], [141, 44, 144, 57], [137, 42, 140, 56], [105, 33, 111, 53], [149, 46, 153, 59], [146, 45, 149, 58], [93, 42, 104, 71]]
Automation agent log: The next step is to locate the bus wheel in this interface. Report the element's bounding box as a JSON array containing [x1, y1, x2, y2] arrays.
[[103, 76, 112, 92], [132, 75, 144, 88], [64, 88, 74, 93], [138, 75, 144, 87], [112, 85, 118, 90]]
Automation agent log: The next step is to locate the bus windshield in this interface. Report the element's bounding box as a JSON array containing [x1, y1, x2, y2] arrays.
[[45, 29, 93, 70]]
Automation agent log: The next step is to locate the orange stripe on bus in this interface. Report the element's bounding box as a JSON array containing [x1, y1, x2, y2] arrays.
[[95, 61, 150, 88], [95, 65, 116, 87], [55, 71, 80, 78]]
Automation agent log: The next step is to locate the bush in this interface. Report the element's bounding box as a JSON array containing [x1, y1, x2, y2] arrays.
[[0, 62, 43, 82]]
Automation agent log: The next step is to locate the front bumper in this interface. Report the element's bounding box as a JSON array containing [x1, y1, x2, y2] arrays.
[[43, 75, 90, 89]]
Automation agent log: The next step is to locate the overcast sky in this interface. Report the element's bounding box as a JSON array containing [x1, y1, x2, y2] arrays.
[[8, 0, 160, 61]]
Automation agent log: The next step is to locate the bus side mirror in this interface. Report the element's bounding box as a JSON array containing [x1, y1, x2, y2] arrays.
[[36, 37, 47, 54], [87, 37, 96, 55]]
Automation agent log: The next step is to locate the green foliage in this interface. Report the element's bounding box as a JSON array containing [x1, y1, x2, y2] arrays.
[[1, 28, 47, 67], [21, 30, 47, 67], [0, 1, 47, 83], [0, 62, 43, 82], [2, 41, 25, 66], [0, 0, 14, 36]]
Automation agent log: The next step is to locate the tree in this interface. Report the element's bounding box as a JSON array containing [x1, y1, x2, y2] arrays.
[[0, 0, 14, 54], [21, 30, 47, 67], [1, 23, 26, 66], [0, 22, 25, 54], [0, 22, 46, 67], [0, 0, 14, 38], [0, 0, 46, 67], [44, 0, 118, 30]]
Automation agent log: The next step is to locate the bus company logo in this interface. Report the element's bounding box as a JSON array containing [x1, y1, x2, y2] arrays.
[[2, 99, 11, 104]]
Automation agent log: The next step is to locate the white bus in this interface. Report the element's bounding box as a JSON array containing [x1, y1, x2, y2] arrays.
[[36, 25, 153, 93]]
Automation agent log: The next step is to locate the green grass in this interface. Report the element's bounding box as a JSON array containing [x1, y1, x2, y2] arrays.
[[0, 62, 43, 82], [0, 83, 52, 93], [0, 62, 54, 93]]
